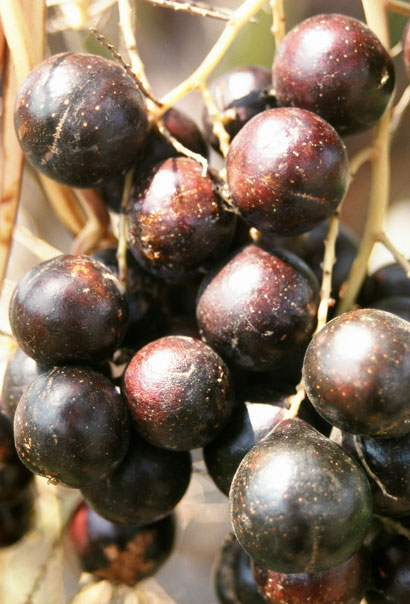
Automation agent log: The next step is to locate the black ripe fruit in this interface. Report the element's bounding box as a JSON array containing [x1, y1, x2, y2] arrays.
[[229, 418, 372, 573], [303, 308, 410, 437], [14, 366, 130, 488], [272, 13, 395, 135], [123, 335, 233, 450], [9, 254, 128, 366], [81, 431, 192, 526], [14, 52, 148, 187], [226, 107, 349, 237], [196, 244, 319, 373], [67, 501, 176, 586]]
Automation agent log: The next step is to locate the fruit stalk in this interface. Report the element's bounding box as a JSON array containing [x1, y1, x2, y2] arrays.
[[155, 0, 270, 117], [337, 0, 392, 314]]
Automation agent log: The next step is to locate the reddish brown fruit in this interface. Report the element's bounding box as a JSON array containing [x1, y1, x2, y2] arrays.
[[123, 335, 234, 451], [272, 13, 395, 135], [226, 108, 349, 237]]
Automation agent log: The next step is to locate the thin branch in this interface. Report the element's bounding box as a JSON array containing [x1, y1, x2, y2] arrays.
[[270, 0, 286, 51], [90, 27, 162, 107], [153, 0, 269, 118], [374, 515, 410, 541], [315, 212, 340, 333], [390, 83, 410, 134], [156, 119, 209, 174], [377, 231, 410, 275], [349, 145, 376, 178], [38, 174, 86, 235], [117, 168, 134, 284], [338, 0, 391, 314], [143, 0, 259, 23], [353, 435, 399, 501], [199, 84, 231, 158], [385, 0, 410, 17], [71, 188, 117, 255], [117, 0, 152, 93], [13, 224, 62, 260], [284, 382, 305, 419]]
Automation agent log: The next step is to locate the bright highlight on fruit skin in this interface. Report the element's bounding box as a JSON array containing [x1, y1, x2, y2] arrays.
[[4, 2, 410, 601]]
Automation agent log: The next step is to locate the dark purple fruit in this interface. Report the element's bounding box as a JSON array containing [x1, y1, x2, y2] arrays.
[[14, 366, 130, 488], [202, 65, 276, 152], [123, 335, 234, 450], [9, 254, 128, 366], [370, 296, 410, 323], [196, 244, 319, 373], [126, 157, 236, 280], [263, 220, 358, 303], [66, 501, 176, 586], [203, 384, 291, 496], [92, 247, 169, 350], [272, 14, 395, 135], [1, 348, 48, 419], [360, 261, 410, 306], [0, 489, 35, 547], [303, 308, 410, 437], [252, 546, 371, 604], [369, 532, 410, 602], [403, 20, 410, 79], [14, 52, 148, 188], [100, 107, 208, 213], [81, 430, 191, 525], [230, 417, 372, 573], [214, 533, 265, 604], [332, 428, 410, 517], [226, 107, 349, 237], [0, 412, 33, 503]]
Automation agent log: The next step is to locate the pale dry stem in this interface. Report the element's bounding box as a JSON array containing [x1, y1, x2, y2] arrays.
[[385, 0, 410, 17], [315, 212, 340, 333], [143, 0, 259, 24], [377, 231, 410, 274], [199, 84, 231, 158], [71, 188, 117, 255], [153, 0, 270, 117]]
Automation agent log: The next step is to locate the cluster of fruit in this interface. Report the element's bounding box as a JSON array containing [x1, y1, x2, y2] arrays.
[[1, 6, 410, 604]]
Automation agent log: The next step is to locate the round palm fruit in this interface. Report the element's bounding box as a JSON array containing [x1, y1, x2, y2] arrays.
[[123, 335, 234, 451], [14, 366, 130, 488], [230, 417, 372, 573], [126, 156, 236, 280], [252, 546, 371, 604], [81, 430, 191, 525], [272, 13, 395, 135], [9, 254, 128, 366], [303, 308, 410, 438], [196, 244, 319, 373], [14, 52, 148, 187], [66, 501, 176, 586], [226, 107, 349, 237]]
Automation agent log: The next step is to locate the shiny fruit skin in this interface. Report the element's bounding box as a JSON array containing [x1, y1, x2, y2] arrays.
[[203, 386, 290, 496], [14, 52, 148, 187], [202, 65, 276, 152], [252, 547, 371, 604], [226, 107, 349, 237], [81, 430, 191, 525], [123, 335, 234, 451], [196, 244, 319, 373], [1, 348, 48, 419], [67, 501, 176, 586], [272, 13, 395, 135], [9, 254, 128, 366], [229, 418, 372, 573], [303, 308, 410, 437], [126, 157, 236, 280], [14, 366, 130, 488]]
